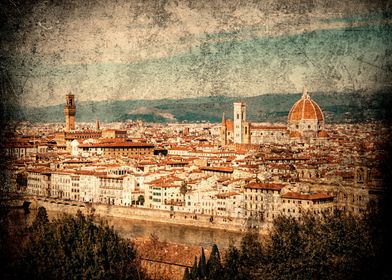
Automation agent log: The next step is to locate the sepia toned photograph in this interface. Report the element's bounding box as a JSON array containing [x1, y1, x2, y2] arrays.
[[1, 0, 391, 279]]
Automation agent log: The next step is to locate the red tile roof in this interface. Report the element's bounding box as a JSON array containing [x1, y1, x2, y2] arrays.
[[79, 142, 154, 148], [216, 192, 240, 198], [282, 191, 333, 201], [288, 92, 324, 123], [244, 182, 285, 191], [200, 166, 234, 173]]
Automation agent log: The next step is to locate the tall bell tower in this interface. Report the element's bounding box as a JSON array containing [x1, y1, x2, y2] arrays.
[[64, 93, 76, 132], [233, 102, 246, 144]]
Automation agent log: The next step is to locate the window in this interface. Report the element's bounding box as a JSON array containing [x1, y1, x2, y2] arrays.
[[237, 114, 240, 119]]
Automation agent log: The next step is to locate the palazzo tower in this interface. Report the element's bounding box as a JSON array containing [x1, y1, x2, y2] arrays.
[[64, 93, 76, 132]]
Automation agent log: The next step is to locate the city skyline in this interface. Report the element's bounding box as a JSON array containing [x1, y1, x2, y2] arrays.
[[1, 2, 391, 279]]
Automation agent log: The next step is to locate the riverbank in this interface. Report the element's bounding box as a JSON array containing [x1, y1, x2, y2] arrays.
[[25, 199, 246, 249], [29, 196, 254, 233]]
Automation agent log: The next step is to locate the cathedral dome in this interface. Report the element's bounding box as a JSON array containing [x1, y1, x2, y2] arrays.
[[288, 86, 324, 123]]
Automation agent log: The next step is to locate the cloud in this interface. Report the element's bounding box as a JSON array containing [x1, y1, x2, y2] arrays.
[[1, 0, 390, 107]]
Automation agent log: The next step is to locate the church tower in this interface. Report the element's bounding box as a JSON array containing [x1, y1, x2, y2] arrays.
[[64, 93, 76, 132], [220, 113, 227, 146], [233, 102, 246, 144], [96, 118, 100, 130]]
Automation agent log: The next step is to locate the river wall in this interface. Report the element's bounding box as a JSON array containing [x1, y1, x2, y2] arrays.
[[29, 197, 250, 232]]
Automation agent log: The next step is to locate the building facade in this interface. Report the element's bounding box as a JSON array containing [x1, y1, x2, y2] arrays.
[[64, 93, 76, 132], [221, 86, 327, 145]]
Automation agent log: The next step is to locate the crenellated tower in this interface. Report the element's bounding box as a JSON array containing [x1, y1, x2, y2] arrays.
[[64, 93, 76, 132]]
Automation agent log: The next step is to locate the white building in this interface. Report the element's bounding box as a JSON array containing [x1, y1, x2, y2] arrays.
[[243, 182, 285, 224]]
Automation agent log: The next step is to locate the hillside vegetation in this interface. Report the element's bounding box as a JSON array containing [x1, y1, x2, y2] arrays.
[[20, 89, 392, 124]]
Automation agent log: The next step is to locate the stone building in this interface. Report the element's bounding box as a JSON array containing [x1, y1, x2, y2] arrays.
[[287, 86, 326, 141], [281, 191, 334, 219], [243, 182, 285, 224], [78, 141, 155, 157], [233, 102, 251, 144], [64, 93, 76, 132], [220, 86, 328, 145], [56, 93, 103, 147]]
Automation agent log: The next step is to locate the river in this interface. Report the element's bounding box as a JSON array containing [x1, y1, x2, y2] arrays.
[[20, 209, 244, 249]]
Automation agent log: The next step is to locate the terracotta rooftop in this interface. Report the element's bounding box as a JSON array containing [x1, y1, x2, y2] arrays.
[[288, 87, 324, 123], [282, 191, 334, 201], [251, 125, 287, 130], [28, 168, 52, 174], [216, 191, 240, 198], [224, 120, 234, 131], [79, 142, 154, 148], [244, 182, 285, 191], [200, 166, 234, 173]]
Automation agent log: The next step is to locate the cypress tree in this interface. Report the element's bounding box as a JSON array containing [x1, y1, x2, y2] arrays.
[[207, 244, 222, 280], [183, 267, 191, 280], [198, 247, 207, 278], [222, 244, 241, 280], [190, 256, 199, 280]]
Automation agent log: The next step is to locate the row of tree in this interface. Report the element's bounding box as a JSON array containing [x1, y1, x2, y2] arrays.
[[184, 208, 391, 280], [1, 207, 146, 280], [1, 204, 390, 280], [183, 244, 222, 280]]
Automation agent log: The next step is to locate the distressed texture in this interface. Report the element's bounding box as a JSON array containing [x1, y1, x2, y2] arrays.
[[0, 0, 391, 111]]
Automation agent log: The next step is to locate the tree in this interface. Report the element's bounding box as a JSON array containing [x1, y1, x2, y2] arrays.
[[235, 230, 265, 280], [31, 206, 48, 229], [206, 244, 222, 280], [198, 248, 207, 279], [18, 209, 145, 280], [183, 267, 191, 280], [221, 244, 241, 280], [214, 209, 389, 280], [137, 195, 145, 205], [16, 172, 27, 187], [190, 256, 199, 280]]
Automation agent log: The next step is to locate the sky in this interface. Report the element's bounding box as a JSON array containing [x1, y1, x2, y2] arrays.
[[1, 0, 391, 107]]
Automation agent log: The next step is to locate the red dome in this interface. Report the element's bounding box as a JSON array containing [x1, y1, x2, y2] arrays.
[[288, 87, 324, 123], [318, 130, 328, 137]]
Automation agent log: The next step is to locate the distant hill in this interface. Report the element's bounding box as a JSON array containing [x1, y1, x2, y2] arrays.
[[17, 89, 392, 124]]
